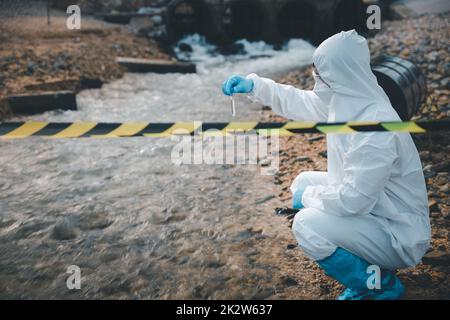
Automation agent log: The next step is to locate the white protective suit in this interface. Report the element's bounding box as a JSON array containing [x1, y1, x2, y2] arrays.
[[246, 30, 430, 270]]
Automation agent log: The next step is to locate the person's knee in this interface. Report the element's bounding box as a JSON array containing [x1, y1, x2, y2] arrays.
[[292, 209, 319, 244], [294, 206, 321, 226], [292, 209, 337, 261], [294, 171, 311, 187], [291, 171, 314, 194]]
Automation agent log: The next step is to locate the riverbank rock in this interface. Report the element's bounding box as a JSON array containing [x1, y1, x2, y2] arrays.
[[51, 219, 78, 241]]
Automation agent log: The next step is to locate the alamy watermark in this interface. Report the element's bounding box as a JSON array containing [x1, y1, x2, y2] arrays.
[[66, 5, 81, 30], [170, 123, 280, 175], [66, 265, 81, 290], [366, 265, 381, 290], [366, 5, 381, 30]]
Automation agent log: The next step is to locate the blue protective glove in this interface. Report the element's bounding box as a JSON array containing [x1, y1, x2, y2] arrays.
[[292, 188, 305, 210], [222, 75, 254, 96]]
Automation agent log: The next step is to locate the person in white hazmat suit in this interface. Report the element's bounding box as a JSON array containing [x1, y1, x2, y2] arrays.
[[222, 30, 431, 300]]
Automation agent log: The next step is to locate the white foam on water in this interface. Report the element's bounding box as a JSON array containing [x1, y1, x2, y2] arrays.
[[174, 34, 316, 77], [23, 34, 315, 123]]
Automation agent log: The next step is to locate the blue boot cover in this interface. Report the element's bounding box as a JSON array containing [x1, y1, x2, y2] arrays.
[[317, 248, 405, 300]]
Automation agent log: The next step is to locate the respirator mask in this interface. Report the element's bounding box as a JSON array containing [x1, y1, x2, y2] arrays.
[[312, 70, 333, 106]]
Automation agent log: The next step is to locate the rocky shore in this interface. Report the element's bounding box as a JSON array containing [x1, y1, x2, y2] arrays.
[[0, 14, 171, 119], [264, 13, 450, 299]]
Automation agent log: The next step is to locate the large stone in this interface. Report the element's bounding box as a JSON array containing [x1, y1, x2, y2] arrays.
[[51, 219, 77, 241], [422, 250, 450, 266], [7, 91, 77, 115], [116, 57, 196, 74]]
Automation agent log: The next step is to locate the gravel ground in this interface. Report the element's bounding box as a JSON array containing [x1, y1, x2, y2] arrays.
[[262, 13, 450, 299]]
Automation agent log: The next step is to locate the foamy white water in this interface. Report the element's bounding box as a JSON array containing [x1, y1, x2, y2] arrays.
[[24, 35, 315, 123]]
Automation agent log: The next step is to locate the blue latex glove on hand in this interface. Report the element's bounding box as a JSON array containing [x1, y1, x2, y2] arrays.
[[292, 188, 305, 210], [222, 75, 254, 96]]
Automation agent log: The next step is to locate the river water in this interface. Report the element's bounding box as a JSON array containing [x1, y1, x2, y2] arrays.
[[0, 36, 315, 299]]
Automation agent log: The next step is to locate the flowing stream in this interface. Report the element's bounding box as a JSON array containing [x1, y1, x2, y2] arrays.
[[0, 35, 315, 298]]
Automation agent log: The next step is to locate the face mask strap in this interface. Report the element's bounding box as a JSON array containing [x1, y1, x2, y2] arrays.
[[312, 70, 331, 89]]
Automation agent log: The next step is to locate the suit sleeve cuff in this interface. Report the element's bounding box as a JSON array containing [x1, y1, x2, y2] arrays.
[[245, 73, 261, 100]]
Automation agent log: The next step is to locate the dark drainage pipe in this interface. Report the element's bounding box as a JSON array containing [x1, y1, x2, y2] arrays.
[[277, 1, 317, 42], [167, 0, 209, 38], [372, 56, 427, 120], [333, 0, 366, 34], [223, 0, 263, 41]]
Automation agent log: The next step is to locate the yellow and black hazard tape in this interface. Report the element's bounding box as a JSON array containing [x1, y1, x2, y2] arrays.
[[0, 120, 449, 139]]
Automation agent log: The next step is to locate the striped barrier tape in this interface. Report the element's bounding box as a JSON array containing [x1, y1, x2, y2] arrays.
[[0, 120, 449, 139]]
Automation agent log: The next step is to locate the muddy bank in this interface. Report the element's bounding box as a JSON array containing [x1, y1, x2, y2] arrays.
[[264, 13, 450, 299], [0, 14, 171, 119]]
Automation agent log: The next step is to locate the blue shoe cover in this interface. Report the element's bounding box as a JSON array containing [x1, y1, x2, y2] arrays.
[[318, 248, 405, 300], [337, 288, 367, 300], [337, 278, 405, 300], [368, 271, 405, 300]]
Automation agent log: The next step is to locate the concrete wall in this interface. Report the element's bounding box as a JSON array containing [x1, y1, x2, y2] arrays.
[[166, 0, 375, 45]]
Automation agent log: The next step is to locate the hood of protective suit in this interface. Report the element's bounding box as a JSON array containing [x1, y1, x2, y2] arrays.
[[312, 30, 399, 122]]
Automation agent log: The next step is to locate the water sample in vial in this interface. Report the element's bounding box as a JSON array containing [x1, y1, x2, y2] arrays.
[[230, 95, 236, 117]]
